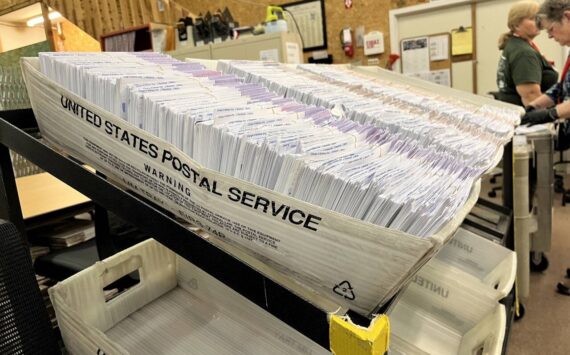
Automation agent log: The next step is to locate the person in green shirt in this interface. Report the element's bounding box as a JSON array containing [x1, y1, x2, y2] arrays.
[[497, 1, 558, 107]]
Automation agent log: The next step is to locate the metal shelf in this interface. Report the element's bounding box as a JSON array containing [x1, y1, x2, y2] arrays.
[[0, 110, 341, 349]]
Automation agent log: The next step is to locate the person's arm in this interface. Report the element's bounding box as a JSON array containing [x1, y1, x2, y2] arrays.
[[510, 52, 543, 105], [521, 97, 567, 126], [528, 93, 556, 109], [516, 83, 542, 106], [554, 100, 570, 119]]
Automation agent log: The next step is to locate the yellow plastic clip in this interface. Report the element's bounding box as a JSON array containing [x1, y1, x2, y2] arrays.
[[329, 314, 390, 355]]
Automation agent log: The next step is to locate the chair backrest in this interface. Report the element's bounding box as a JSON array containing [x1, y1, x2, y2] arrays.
[[0, 219, 60, 355]]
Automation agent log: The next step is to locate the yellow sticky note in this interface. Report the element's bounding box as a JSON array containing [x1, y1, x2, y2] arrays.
[[451, 27, 473, 56]]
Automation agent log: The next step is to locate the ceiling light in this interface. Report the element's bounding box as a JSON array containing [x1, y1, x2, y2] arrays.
[[26, 11, 61, 27]]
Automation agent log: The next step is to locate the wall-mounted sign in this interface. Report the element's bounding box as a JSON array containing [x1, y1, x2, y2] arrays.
[[364, 31, 384, 56]]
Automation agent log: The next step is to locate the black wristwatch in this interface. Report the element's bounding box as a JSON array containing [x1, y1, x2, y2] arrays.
[[550, 107, 560, 120]]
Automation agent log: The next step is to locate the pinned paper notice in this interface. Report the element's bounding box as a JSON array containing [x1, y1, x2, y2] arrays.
[[429, 35, 449, 61], [260, 48, 280, 62], [401, 37, 429, 74], [406, 69, 450, 87], [451, 27, 473, 56], [286, 42, 301, 64]]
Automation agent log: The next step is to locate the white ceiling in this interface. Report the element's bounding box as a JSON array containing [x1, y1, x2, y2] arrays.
[[0, 3, 43, 24]]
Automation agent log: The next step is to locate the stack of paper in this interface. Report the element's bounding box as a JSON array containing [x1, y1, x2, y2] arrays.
[[219, 61, 517, 172], [32, 219, 95, 249], [35, 52, 508, 239], [25, 53, 487, 314], [36, 274, 57, 328], [29, 245, 50, 262]]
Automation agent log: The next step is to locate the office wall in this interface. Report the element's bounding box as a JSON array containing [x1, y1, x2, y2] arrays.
[[180, 0, 428, 65], [393, 0, 566, 94], [0, 22, 45, 52], [397, 6, 472, 92], [476, 0, 563, 95]]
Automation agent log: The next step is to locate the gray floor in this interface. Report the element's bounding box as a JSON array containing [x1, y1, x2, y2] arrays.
[[481, 177, 570, 355]]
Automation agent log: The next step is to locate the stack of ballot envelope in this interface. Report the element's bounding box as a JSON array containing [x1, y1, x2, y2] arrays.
[[36, 53, 518, 238], [21, 53, 518, 314]]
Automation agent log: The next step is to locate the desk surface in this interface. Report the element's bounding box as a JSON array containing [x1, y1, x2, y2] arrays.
[[16, 172, 90, 220]]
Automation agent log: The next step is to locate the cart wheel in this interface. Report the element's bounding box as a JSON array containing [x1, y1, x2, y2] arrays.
[[488, 190, 497, 198], [530, 252, 549, 272], [515, 303, 525, 321], [557, 282, 570, 296]]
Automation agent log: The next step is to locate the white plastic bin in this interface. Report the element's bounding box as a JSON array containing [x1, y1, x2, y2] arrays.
[[434, 227, 516, 299], [49, 239, 329, 355], [388, 259, 506, 355]]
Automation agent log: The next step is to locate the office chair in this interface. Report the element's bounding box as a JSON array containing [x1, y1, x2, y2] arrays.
[[0, 219, 60, 355]]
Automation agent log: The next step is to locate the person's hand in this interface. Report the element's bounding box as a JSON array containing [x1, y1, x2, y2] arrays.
[[521, 108, 558, 126]]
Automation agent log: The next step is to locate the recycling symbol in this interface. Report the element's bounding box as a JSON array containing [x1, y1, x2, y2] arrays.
[[333, 280, 356, 300]]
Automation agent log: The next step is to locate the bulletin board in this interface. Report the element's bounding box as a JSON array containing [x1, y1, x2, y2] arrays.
[[400, 32, 452, 87], [282, 0, 327, 52]]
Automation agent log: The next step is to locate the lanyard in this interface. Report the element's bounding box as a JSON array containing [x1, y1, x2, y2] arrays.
[[529, 40, 555, 66]]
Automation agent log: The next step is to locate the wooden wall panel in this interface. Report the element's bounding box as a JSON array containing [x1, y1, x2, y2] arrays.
[[128, 0, 137, 25], [55, 19, 101, 51], [98, 0, 113, 34], [72, 0, 84, 29], [108, 0, 120, 29], [138, 0, 150, 24], [81, 0, 93, 36], [7, 1, 426, 53], [28, 0, 196, 43], [1, 0, 425, 62], [178, 0, 427, 65], [90, 0, 102, 38], [0, 0, 37, 16]]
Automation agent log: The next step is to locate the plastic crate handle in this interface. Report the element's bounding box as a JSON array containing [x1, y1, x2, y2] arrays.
[[101, 255, 142, 290]]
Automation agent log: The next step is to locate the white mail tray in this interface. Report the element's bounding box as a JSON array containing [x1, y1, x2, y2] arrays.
[[49, 239, 329, 355], [389, 259, 506, 355], [23, 56, 480, 315], [435, 227, 516, 299]]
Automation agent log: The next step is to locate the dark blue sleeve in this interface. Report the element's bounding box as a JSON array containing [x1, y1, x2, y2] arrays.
[[546, 81, 561, 102]]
